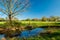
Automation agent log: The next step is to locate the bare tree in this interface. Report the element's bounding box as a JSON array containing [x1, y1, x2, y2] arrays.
[[0, 0, 29, 26]]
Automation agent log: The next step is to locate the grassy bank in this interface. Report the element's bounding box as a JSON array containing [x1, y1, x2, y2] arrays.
[[0, 21, 60, 28]]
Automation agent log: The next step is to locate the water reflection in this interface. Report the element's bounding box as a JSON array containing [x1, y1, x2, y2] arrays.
[[0, 28, 44, 39], [20, 28, 44, 38]]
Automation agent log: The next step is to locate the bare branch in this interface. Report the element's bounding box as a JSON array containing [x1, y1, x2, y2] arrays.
[[14, 0, 17, 4], [12, 1, 29, 16], [0, 0, 7, 9], [12, 13, 21, 17], [0, 8, 8, 15], [13, 2, 22, 13], [13, 0, 25, 13], [11, 0, 29, 16], [11, 9, 26, 17]]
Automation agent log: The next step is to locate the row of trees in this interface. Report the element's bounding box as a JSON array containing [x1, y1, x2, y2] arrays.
[[0, 16, 60, 22], [24, 16, 60, 22]]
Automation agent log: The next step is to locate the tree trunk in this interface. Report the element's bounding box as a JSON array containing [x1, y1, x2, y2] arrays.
[[9, 15, 12, 27]]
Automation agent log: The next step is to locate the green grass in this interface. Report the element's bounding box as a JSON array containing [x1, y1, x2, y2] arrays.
[[0, 22, 5, 24], [21, 21, 60, 26], [21, 21, 60, 23], [0, 21, 60, 28]]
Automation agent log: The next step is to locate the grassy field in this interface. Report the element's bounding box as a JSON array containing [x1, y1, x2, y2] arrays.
[[0, 21, 60, 23], [0, 21, 60, 27], [21, 21, 60, 23], [21, 21, 60, 26], [0, 22, 5, 24]]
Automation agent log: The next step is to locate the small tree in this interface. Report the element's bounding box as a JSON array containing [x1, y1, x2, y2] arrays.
[[49, 16, 59, 21], [0, 0, 29, 27], [41, 16, 47, 21], [32, 18, 39, 21], [25, 18, 31, 21]]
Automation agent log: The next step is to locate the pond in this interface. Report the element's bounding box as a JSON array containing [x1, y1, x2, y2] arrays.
[[0, 28, 44, 39]]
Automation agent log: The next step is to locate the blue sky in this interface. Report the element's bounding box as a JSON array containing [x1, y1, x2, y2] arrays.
[[18, 0, 60, 20], [0, 0, 60, 20]]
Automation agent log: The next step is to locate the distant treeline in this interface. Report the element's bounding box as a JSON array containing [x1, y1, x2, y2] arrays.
[[0, 16, 60, 22], [22, 16, 60, 22]]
